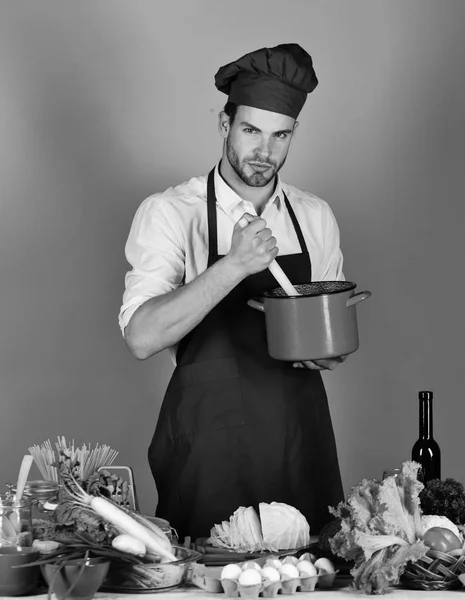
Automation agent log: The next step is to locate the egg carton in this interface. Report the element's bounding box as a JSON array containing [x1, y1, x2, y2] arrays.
[[221, 571, 337, 598], [190, 567, 337, 597], [190, 553, 338, 597]]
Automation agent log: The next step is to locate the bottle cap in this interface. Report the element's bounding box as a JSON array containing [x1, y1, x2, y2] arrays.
[[419, 391, 433, 400]]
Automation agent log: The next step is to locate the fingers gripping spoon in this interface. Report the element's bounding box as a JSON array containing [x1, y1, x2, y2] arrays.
[[236, 214, 300, 295]]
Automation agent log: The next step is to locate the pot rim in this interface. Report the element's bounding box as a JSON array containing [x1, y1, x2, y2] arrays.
[[263, 281, 357, 299], [161, 546, 202, 565], [0, 547, 39, 557]]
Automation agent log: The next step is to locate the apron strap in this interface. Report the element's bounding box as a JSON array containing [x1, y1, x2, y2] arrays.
[[207, 168, 218, 268], [283, 192, 309, 255]]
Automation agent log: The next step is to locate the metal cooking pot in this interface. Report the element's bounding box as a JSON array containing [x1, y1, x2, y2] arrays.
[[247, 281, 372, 361]]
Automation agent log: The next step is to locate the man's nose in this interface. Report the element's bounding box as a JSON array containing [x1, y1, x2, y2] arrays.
[[256, 136, 272, 158]]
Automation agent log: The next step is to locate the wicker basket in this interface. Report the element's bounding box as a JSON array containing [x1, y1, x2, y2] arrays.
[[401, 549, 465, 591]]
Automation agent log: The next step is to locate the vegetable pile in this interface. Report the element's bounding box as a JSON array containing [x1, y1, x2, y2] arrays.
[[326, 462, 465, 594], [19, 455, 181, 595], [20, 537, 171, 595], [58, 469, 176, 562], [209, 502, 310, 553], [328, 461, 448, 594]]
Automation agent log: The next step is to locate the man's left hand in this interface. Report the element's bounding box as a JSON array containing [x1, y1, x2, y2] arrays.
[[292, 356, 348, 371]]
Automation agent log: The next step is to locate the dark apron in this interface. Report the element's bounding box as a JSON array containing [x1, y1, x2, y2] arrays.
[[148, 168, 343, 541]]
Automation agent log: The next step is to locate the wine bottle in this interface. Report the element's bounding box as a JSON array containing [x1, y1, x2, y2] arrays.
[[412, 390, 441, 483]]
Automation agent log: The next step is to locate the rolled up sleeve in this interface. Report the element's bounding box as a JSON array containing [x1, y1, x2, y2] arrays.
[[118, 197, 185, 336]]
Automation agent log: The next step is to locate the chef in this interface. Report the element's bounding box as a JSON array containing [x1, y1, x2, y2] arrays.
[[119, 43, 346, 541]]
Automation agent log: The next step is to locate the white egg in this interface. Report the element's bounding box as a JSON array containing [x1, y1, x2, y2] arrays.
[[241, 561, 261, 572], [298, 560, 318, 577], [280, 563, 300, 579], [282, 555, 299, 566], [220, 563, 243, 580], [314, 557, 335, 574], [298, 552, 317, 563], [261, 566, 281, 583], [265, 558, 283, 571], [238, 569, 262, 586]]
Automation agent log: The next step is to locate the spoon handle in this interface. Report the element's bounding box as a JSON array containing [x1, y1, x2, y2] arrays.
[[268, 260, 300, 296]]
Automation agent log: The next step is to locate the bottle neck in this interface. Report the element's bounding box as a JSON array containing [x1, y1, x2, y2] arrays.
[[419, 396, 433, 439]]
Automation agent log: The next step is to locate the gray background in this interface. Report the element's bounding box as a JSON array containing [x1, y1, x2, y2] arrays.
[[1, 0, 464, 517]]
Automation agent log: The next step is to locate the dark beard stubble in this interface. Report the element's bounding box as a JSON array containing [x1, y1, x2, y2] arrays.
[[226, 137, 287, 188]]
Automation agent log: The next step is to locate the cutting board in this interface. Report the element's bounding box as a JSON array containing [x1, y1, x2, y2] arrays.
[[192, 536, 319, 566]]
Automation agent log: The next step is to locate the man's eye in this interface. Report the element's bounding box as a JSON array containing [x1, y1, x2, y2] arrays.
[[244, 128, 258, 134], [275, 133, 288, 140]]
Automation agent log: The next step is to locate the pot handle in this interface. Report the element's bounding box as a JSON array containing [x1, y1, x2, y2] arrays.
[[347, 290, 372, 307], [247, 298, 265, 312]]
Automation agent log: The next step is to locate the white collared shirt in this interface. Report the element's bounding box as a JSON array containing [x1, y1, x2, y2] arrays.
[[119, 165, 344, 340]]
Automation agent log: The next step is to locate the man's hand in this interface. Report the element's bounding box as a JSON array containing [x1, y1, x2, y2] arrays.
[[224, 213, 279, 278], [293, 356, 349, 371]]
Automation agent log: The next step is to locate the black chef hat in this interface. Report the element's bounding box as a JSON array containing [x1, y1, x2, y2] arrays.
[[215, 43, 318, 119]]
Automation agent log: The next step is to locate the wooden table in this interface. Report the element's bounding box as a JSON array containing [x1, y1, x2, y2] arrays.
[[3, 577, 463, 600]]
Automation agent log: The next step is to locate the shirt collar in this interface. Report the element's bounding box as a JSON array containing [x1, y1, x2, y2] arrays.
[[213, 163, 285, 215]]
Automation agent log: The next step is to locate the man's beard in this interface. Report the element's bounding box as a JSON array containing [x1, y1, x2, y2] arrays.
[[226, 138, 286, 187]]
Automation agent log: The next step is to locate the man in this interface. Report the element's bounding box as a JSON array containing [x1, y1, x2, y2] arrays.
[[119, 43, 346, 541]]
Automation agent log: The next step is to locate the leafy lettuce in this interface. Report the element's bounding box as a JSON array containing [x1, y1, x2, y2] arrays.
[[329, 461, 429, 594]]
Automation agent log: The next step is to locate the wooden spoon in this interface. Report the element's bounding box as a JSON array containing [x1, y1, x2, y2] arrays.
[[268, 260, 300, 296]]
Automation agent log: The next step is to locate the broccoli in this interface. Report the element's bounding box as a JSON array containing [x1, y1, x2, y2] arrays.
[[32, 518, 57, 541], [419, 478, 465, 525], [317, 517, 342, 556]]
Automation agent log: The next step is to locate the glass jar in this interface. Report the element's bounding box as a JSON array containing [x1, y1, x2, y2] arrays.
[[382, 467, 424, 483], [6, 480, 59, 521], [382, 468, 402, 480], [146, 516, 178, 543], [0, 494, 33, 547]]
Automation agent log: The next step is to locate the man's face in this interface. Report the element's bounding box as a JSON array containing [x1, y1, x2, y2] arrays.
[[223, 105, 297, 187]]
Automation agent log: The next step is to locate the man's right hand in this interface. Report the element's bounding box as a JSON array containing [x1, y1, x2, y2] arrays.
[[126, 215, 278, 359], [225, 213, 279, 278]]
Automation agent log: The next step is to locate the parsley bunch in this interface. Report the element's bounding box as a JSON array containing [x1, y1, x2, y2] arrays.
[[419, 478, 465, 525]]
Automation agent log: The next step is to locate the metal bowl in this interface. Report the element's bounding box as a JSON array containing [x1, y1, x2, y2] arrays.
[[102, 545, 201, 592]]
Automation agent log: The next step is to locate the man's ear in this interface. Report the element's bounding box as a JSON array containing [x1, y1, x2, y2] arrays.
[[218, 111, 230, 139], [288, 120, 299, 146]]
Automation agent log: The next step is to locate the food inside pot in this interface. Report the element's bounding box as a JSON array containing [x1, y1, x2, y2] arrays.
[[265, 281, 356, 298]]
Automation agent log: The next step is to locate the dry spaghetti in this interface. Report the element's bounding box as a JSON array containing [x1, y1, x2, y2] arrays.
[[28, 436, 118, 482]]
